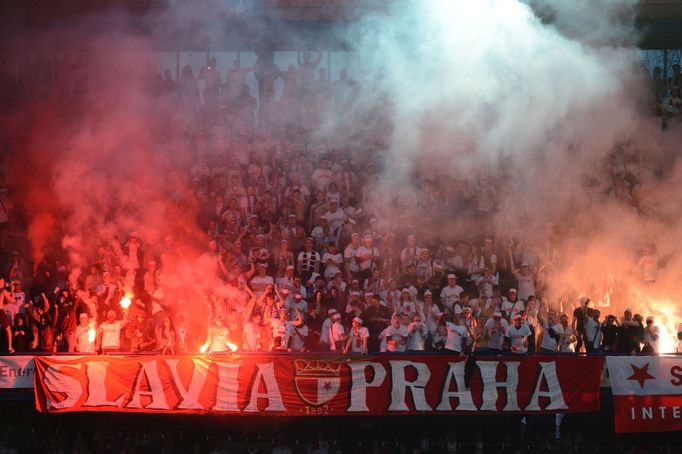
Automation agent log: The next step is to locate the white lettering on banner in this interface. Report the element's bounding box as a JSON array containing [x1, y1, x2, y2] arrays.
[[126, 360, 170, 410], [243, 363, 286, 412], [436, 362, 476, 411], [629, 405, 682, 421], [43, 363, 83, 410], [347, 362, 387, 412], [165, 358, 209, 410], [525, 362, 568, 411], [213, 360, 241, 412], [84, 361, 125, 407], [478, 361, 521, 411], [388, 361, 432, 412]]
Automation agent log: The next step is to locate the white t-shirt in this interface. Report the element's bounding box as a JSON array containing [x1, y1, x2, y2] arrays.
[[540, 319, 563, 352], [329, 321, 345, 351], [250, 275, 274, 296], [322, 252, 343, 279], [386, 324, 409, 352], [242, 322, 261, 351], [320, 317, 333, 344], [502, 299, 525, 319], [506, 323, 532, 354], [347, 326, 369, 353], [75, 325, 96, 353], [560, 325, 576, 352], [514, 273, 535, 301], [343, 244, 360, 273], [444, 322, 469, 353], [643, 325, 659, 353], [440, 285, 464, 309], [285, 322, 308, 352], [100, 321, 124, 350], [355, 246, 380, 271], [407, 322, 428, 351], [585, 317, 602, 350], [485, 318, 509, 350]]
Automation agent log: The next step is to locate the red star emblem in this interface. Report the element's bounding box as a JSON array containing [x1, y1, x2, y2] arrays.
[[627, 363, 655, 389], [323, 381, 332, 391]]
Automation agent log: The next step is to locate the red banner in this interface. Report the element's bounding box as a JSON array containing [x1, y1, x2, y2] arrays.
[[607, 356, 682, 433], [34, 354, 603, 415]]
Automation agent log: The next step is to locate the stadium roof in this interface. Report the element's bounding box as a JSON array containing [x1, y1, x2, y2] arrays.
[[0, 0, 681, 50]]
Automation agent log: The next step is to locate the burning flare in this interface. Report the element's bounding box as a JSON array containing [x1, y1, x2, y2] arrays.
[[199, 341, 238, 354], [119, 295, 132, 310], [87, 323, 96, 344]]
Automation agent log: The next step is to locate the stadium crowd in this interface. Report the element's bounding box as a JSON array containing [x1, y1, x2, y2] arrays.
[[0, 53, 681, 357]]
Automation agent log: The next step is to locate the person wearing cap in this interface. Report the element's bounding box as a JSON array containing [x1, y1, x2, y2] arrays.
[[343, 233, 361, 282], [276, 264, 295, 293], [407, 313, 428, 352], [559, 314, 577, 353], [328, 312, 346, 352], [418, 290, 441, 335], [642, 316, 659, 354], [476, 266, 498, 300], [585, 308, 603, 353], [415, 248, 434, 281], [311, 216, 335, 253], [400, 234, 423, 274], [396, 288, 417, 318], [440, 274, 464, 312], [502, 288, 525, 321], [308, 190, 328, 231], [538, 309, 563, 353], [284, 308, 309, 352], [505, 313, 532, 354], [273, 239, 295, 280], [426, 261, 447, 302], [386, 313, 409, 352], [287, 291, 308, 320], [249, 262, 275, 298], [319, 308, 337, 352], [297, 237, 321, 282], [343, 317, 369, 354], [322, 198, 347, 233], [507, 246, 538, 302], [322, 242, 343, 280], [444, 308, 469, 355], [356, 235, 381, 282]]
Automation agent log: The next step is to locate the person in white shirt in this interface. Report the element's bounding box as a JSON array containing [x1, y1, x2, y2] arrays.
[[75, 312, 96, 353], [97, 309, 128, 353], [538, 309, 563, 353], [396, 288, 417, 317], [476, 267, 498, 300], [506, 314, 532, 354], [206, 316, 232, 353], [400, 234, 423, 274], [242, 313, 263, 352], [322, 199, 347, 233], [643, 316, 659, 354], [344, 317, 369, 354], [440, 274, 464, 311], [355, 235, 381, 279], [328, 313, 346, 352], [385, 314, 409, 352], [321, 242, 343, 280], [407, 314, 428, 351], [318, 308, 336, 351], [343, 233, 361, 281], [285, 309, 308, 352], [417, 290, 441, 335], [502, 288, 525, 320], [485, 312, 509, 352], [559, 314, 576, 353], [585, 309, 603, 353], [445, 309, 469, 354]]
